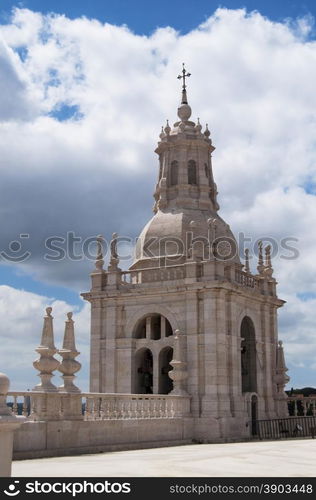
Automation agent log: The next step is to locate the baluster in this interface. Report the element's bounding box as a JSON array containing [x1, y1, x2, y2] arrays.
[[29, 395, 36, 419], [148, 398, 153, 419], [126, 399, 132, 419], [120, 399, 125, 419], [149, 398, 153, 418], [12, 395, 18, 415], [131, 399, 136, 419], [161, 398, 166, 418], [126, 400, 131, 419], [293, 400, 298, 416], [147, 398, 152, 418], [136, 398, 142, 419], [116, 399, 121, 419], [142, 399, 148, 419], [83, 397, 88, 419], [159, 398, 164, 418], [106, 399, 112, 419], [166, 398, 172, 418], [140, 398, 145, 419], [22, 395, 28, 417], [133, 399, 138, 419], [99, 398, 105, 419], [105, 398, 112, 419], [113, 398, 119, 419], [170, 399, 175, 418], [85, 397, 92, 419], [91, 398, 98, 420], [152, 399, 157, 419], [120, 400, 126, 419]]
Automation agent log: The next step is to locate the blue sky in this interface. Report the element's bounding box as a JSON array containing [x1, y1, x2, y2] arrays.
[[1, 1, 316, 35], [0, 1, 316, 391]]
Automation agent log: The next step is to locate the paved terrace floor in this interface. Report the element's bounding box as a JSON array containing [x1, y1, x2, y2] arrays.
[[12, 440, 316, 477]]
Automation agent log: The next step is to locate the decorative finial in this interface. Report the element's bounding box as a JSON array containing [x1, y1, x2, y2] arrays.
[[108, 232, 120, 271], [264, 244, 273, 278], [204, 123, 210, 138], [95, 234, 104, 271], [58, 311, 81, 393], [33, 307, 60, 392], [159, 126, 165, 139], [244, 248, 250, 273], [164, 119, 171, 136], [195, 117, 202, 133], [257, 240, 265, 274]]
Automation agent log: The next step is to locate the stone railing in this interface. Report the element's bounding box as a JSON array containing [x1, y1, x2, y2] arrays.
[[7, 391, 191, 421], [121, 265, 186, 285], [235, 269, 260, 289], [83, 393, 190, 420], [7, 392, 32, 417], [287, 396, 316, 417]]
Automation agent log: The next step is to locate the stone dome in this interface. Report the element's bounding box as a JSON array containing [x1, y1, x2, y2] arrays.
[[133, 208, 240, 267]]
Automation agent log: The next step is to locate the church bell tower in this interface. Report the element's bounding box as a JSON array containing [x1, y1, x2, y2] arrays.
[[82, 65, 289, 441]]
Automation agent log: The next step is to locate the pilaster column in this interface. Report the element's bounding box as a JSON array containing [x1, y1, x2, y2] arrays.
[[146, 316, 151, 340], [169, 330, 188, 395], [216, 289, 231, 417], [202, 289, 219, 417], [90, 299, 102, 392], [103, 300, 117, 393], [161, 316, 166, 338]]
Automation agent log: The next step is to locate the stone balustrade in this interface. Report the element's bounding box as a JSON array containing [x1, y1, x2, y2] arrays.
[[235, 269, 260, 289], [83, 393, 190, 420], [121, 265, 186, 285], [287, 396, 316, 417], [121, 264, 263, 289], [7, 391, 191, 421]]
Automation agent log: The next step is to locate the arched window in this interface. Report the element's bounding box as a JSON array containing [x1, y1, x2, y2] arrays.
[[134, 348, 153, 394], [133, 314, 173, 340], [170, 160, 178, 186], [158, 346, 174, 394], [240, 316, 257, 393], [188, 160, 197, 185]]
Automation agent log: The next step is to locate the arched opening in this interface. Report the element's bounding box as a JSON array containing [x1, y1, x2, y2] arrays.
[[170, 160, 178, 186], [165, 321, 173, 337], [151, 315, 161, 340], [188, 160, 197, 185], [134, 319, 146, 339], [241, 317, 257, 393], [134, 348, 153, 394], [133, 314, 173, 340], [158, 346, 173, 394]]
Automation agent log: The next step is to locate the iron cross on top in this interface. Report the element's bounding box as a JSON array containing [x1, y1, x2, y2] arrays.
[[177, 63, 191, 90]]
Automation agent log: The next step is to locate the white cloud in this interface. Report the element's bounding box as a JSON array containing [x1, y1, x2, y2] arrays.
[[0, 7, 316, 387]]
